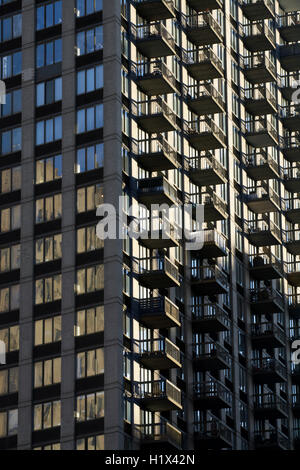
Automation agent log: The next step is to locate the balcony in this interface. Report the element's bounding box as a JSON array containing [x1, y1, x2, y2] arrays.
[[253, 393, 288, 419], [138, 256, 180, 289], [138, 337, 181, 370], [134, 0, 175, 21], [279, 43, 300, 72], [246, 219, 281, 247], [192, 303, 230, 333], [280, 105, 300, 131], [243, 151, 280, 181], [138, 176, 177, 209], [133, 136, 179, 172], [284, 230, 300, 255], [283, 197, 300, 224], [251, 322, 286, 349], [254, 429, 290, 450], [252, 357, 287, 384], [242, 52, 276, 84], [186, 0, 223, 11], [184, 48, 224, 81], [292, 364, 300, 385], [138, 420, 182, 450], [278, 12, 300, 42], [242, 118, 278, 147], [183, 12, 223, 47], [184, 119, 226, 151], [241, 21, 275, 52], [279, 0, 299, 11], [194, 416, 233, 449], [202, 192, 228, 222], [191, 265, 228, 295], [243, 85, 277, 116], [282, 167, 300, 192], [287, 294, 300, 319], [279, 72, 300, 101], [139, 217, 179, 249], [133, 98, 177, 133], [139, 296, 181, 329], [285, 262, 300, 287], [188, 154, 227, 186], [292, 395, 300, 416], [135, 378, 182, 411], [183, 83, 225, 116], [132, 60, 178, 96], [193, 341, 231, 371], [250, 287, 284, 313], [245, 185, 281, 213], [198, 229, 227, 258], [249, 252, 284, 280], [280, 135, 300, 162], [240, 0, 275, 21], [134, 23, 176, 58], [194, 379, 231, 410]]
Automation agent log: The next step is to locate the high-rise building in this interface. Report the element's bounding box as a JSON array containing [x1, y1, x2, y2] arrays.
[[0, 0, 299, 451]]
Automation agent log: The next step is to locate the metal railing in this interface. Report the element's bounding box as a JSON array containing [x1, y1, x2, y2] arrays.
[[192, 302, 230, 326], [183, 12, 222, 38], [137, 336, 181, 365], [203, 228, 227, 250], [282, 166, 300, 181], [132, 135, 178, 164], [251, 322, 286, 344], [137, 419, 182, 448], [243, 151, 279, 173], [138, 175, 177, 202], [241, 20, 275, 45], [254, 428, 289, 449], [139, 296, 180, 324], [280, 134, 300, 152], [134, 378, 181, 406], [279, 71, 300, 89], [138, 255, 179, 282], [184, 117, 226, 144], [242, 52, 276, 76], [191, 264, 228, 287], [194, 379, 231, 405], [246, 218, 281, 239], [192, 341, 231, 366], [283, 229, 300, 243], [278, 11, 300, 28], [282, 195, 300, 211], [194, 415, 233, 445], [133, 22, 175, 50], [287, 293, 300, 309], [243, 84, 276, 107], [188, 153, 226, 178], [245, 184, 280, 208], [183, 47, 223, 71], [250, 286, 284, 309], [183, 82, 224, 107], [253, 392, 288, 415], [241, 0, 274, 11], [249, 252, 283, 274], [132, 59, 177, 90], [132, 97, 177, 128], [251, 357, 287, 379], [242, 118, 277, 141]]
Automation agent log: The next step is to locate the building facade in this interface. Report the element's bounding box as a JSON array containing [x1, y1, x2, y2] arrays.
[[0, 0, 299, 451]]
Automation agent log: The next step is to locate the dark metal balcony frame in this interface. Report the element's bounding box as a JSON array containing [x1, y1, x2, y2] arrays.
[[137, 420, 182, 450], [279, 72, 300, 101], [282, 166, 300, 193], [278, 11, 300, 43], [249, 252, 284, 280], [254, 429, 290, 450], [193, 379, 232, 410], [284, 230, 300, 255], [198, 228, 228, 258], [134, 22, 176, 58], [184, 48, 224, 81], [134, 378, 182, 411], [132, 136, 179, 172], [138, 217, 179, 250], [285, 261, 300, 287], [243, 85, 277, 116], [251, 322, 286, 348], [245, 184, 281, 213], [192, 303, 230, 333], [186, 0, 223, 11], [241, 20, 276, 52], [251, 357, 287, 384], [283, 196, 300, 224], [191, 264, 229, 295], [134, 0, 176, 21], [133, 97, 178, 134], [242, 151, 280, 181], [138, 255, 180, 289], [138, 336, 182, 370], [280, 135, 300, 162], [138, 175, 178, 209], [280, 104, 300, 132], [246, 218, 281, 247], [250, 287, 285, 313], [239, 0, 275, 21], [132, 60, 178, 97], [139, 296, 181, 329], [183, 12, 223, 47], [279, 43, 300, 72], [242, 52, 276, 84], [187, 153, 227, 186], [194, 416, 233, 449], [183, 82, 225, 116], [192, 341, 231, 371], [253, 392, 288, 419], [287, 294, 300, 319], [184, 118, 226, 152], [242, 118, 278, 147]]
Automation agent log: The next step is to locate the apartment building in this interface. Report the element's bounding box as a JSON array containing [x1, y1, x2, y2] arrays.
[[0, 0, 299, 451]]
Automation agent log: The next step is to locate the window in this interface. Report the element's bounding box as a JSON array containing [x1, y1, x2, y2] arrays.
[[0, 51, 22, 79], [35, 234, 62, 264], [76, 348, 104, 378], [36, 1, 62, 31], [77, 225, 103, 253], [76, 264, 104, 294], [0, 166, 21, 193], [0, 245, 20, 274], [76, 144, 103, 173], [1, 127, 21, 154], [36, 77, 62, 107], [77, 65, 103, 95], [36, 155, 62, 184], [0, 89, 22, 117], [0, 409, 18, 437], [0, 325, 19, 352], [34, 357, 61, 388], [34, 401, 61, 431], [77, 184, 103, 213], [76, 104, 103, 134], [75, 306, 104, 336], [34, 443, 60, 450], [35, 274, 62, 305], [0, 367, 18, 396], [0, 205, 21, 233], [76, 26, 103, 56], [76, 435, 104, 451], [35, 194, 62, 223], [0, 284, 19, 313], [36, 116, 62, 145], [76, 391, 104, 422], [76, 0, 103, 17], [36, 39, 62, 68], [34, 316, 62, 346], [0, 13, 22, 42]]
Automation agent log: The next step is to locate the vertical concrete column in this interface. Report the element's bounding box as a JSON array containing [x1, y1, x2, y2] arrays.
[[103, 0, 124, 450], [60, 0, 76, 450], [17, 0, 35, 450]]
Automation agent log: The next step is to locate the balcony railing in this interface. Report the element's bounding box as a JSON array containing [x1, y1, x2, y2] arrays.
[[280, 135, 300, 161], [193, 341, 231, 366], [242, 118, 278, 140], [132, 97, 177, 129], [251, 322, 286, 344], [243, 151, 279, 178], [138, 175, 177, 203], [183, 47, 224, 78], [241, 20, 275, 49], [203, 229, 227, 251], [137, 419, 182, 449], [243, 85, 276, 106], [250, 286, 284, 310], [182, 82, 225, 113], [249, 252, 283, 277], [242, 52, 276, 83], [132, 60, 177, 93], [194, 379, 232, 406], [134, 378, 181, 407], [134, 22, 175, 48], [138, 255, 179, 281], [194, 415, 233, 447], [192, 302, 230, 325], [253, 392, 288, 415], [191, 264, 227, 284], [138, 336, 181, 364], [134, 0, 175, 20], [139, 296, 180, 326], [182, 12, 223, 45], [254, 429, 290, 450], [251, 357, 287, 380], [132, 136, 178, 171]]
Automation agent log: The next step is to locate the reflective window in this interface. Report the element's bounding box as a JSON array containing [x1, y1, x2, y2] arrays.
[[34, 357, 61, 388]]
